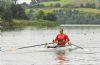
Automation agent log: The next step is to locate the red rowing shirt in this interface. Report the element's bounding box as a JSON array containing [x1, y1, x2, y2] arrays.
[[53, 33, 70, 45]]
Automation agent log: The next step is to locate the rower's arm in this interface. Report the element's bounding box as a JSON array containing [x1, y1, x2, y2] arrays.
[[53, 35, 58, 43], [65, 34, 70, 43]]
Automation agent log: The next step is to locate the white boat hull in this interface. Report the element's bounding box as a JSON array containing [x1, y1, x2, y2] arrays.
[[31, 44, 77, 52]]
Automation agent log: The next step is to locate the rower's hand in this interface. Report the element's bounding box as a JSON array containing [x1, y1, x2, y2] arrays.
[[68, 42, 72, 48], [53, 40, 58, 43]]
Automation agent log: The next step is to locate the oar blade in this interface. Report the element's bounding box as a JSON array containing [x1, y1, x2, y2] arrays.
[[84, 49, 90, 51], [70, 42, 90, 52]]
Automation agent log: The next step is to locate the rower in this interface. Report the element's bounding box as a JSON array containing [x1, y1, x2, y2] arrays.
[[48, 28, 70, 48]]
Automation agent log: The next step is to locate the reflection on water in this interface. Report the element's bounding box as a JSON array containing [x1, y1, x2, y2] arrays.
[[55, 51, 68, 65]]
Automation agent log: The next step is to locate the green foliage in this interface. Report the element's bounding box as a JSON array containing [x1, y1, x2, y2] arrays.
[[54, 3, 61, 7], [57, 9, 100, 24], [85, 3, 96, 8], [0, 6, 4, 18], [0, 4, 29, 27], [32, 20, 59, 27], [10, 4, 28, 19], [79, 3, 96, 8], [39, 0, 73, 7], [37, 10, 45, 19], [1, 8, 13, 22], [76, 8, 100, 14], [30, 0, 37, 5], [14, 19, 59, 27], [36, 10, 57, 21], [46, 13, 57, 21]]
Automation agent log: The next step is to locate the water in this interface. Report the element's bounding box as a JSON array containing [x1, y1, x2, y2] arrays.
[[0, 27, 100, 65]]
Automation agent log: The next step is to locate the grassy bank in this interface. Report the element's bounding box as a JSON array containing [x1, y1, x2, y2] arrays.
[[75, 8, 100, 14], [13, 19, 59, 27], [25, 8, 64, 14], [25, 8, 100, 14], [40, 0, 73, 6]]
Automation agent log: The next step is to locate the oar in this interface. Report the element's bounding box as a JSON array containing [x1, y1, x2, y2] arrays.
[[0, 43, 48, 52], [18, 43, 48, 49], [69, 42, 89, 51], [0, 43, 54, 52], [18, 43, 55, 49]]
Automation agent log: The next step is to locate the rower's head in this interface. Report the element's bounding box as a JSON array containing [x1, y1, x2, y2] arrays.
[[59, 28, 64, 34]]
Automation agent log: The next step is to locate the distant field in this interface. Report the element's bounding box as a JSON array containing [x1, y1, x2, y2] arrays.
[[75, 8, 100, 14], [25, 8, 64, 14], [25, 8, 100, 14], [40, 0, 74, 6], [39, 0, 100, 6]]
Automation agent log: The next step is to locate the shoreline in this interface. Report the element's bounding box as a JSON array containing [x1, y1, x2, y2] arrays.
[[60, 24, 100, 27]]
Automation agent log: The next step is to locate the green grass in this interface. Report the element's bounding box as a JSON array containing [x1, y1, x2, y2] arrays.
[[25, 8, 64, 14], [13, 19, 59, 27], [39, 0, 100, 6], [75, 8, 100, 14], [40, 0, 74, 6], [25, 8, 100, 14]]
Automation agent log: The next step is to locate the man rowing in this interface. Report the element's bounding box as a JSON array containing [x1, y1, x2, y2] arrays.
[[47, 28, 71, 48]]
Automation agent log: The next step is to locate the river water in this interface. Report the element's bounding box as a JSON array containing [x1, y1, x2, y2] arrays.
[[0, 26, 100, 65]]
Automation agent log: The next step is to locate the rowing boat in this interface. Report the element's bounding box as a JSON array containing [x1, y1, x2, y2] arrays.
[[26, 44, 77, 52], [0, 43, 88, 53]]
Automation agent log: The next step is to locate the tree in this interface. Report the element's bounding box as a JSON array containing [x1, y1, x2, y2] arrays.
[[97, 6, 100, 9], [21, 2, 28, 8], [80, 3, 84, 8], [46, 13, 57, 21], [91, 3, 96, 8], [49, 3, 53, 7], [30, 0, 38, 6], [54, 3, 61, 8], [1, 8, 12, 22], [1, 8, 14, 26], [0, 6, 4, 18], [10, 4, 28, 19], [85, 3, 91, 8], [85, 3, 96, 8], [12, 0, 18, 4], [37, 10, 45, 19]]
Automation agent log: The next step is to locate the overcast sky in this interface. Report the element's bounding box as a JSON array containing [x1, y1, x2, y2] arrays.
[[17, 0, 31, 4]]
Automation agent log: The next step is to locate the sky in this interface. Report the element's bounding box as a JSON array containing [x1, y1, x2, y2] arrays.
[[17, 0, 31, 4]]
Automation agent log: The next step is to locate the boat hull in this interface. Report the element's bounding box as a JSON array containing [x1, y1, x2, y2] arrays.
[[31, 44, 76, 52]]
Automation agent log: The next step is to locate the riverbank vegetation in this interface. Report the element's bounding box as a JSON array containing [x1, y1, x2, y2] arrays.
[[13, 19, 59, 27], [0, 0, 100, 29], [0, 4, 59, 28]]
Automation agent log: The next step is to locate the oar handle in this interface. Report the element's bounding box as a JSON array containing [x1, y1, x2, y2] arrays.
[[71, 43, 84, 49], [71, 43, 90, 51], [68, 42, 85, 50]]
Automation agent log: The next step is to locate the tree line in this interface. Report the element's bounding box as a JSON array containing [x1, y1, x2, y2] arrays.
[[0, 4, 57, 26], [54, 9, 100, 24], [29, 1, 100, 9], [0, 4, 28, 26]]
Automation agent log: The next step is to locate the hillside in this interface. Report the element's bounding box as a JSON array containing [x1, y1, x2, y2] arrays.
[[37, 0, 100, 6], [39, 0, 74, 6]]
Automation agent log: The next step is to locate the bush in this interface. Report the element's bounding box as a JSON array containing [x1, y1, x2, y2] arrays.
[[0, 6, 4, 17], [46, 13, 57, 21], [85, 3, 96, 8], [54, 3, 61, 8], [10, 4, 28, 19], [1, 8, 13, 22], [57, 9, 100, 24], [37, 10, 45, 19]]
